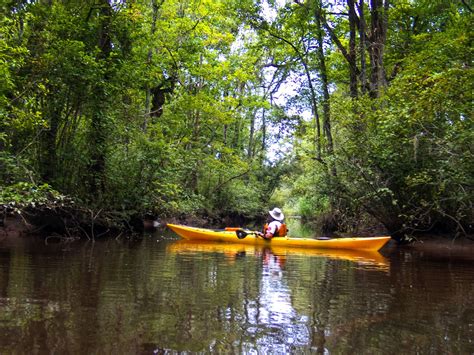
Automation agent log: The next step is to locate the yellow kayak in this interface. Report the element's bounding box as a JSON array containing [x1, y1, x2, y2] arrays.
[[167, 224, 391, 252]]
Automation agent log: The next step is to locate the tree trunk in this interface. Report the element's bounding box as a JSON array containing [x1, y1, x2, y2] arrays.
[[358, 0, 368, 94], [89, 0, 112, 197], [368, 0, 389, 97], [248, 111, 255, 160], [261, 107, 267, 163], [314, 2, 333, 157], [317, 2, 359, 100], [41, 103, 60, 183], [347, 0, 358, 98], [314, 1, 336, 184], [144, 0, 161, 132]]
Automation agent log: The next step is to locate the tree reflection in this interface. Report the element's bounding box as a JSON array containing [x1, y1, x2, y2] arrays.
[[0, 237, 472, 354]]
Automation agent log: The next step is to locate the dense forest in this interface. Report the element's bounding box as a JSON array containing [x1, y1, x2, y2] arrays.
[[1, 0, 472, 241]]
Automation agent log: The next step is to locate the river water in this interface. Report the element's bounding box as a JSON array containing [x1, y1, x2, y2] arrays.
[[0, 227, 473, 354]]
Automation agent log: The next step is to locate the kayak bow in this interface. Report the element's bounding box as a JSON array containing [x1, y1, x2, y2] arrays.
[[167, 224, 391, 252]]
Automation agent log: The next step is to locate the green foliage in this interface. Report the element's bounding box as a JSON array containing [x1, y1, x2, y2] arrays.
[[1, 0, 287, 224], [1, 0, 471, 238], [280, 0, 473, 238], [0, 181, 70, 213]]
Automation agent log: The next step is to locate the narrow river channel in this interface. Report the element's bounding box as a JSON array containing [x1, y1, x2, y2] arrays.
[[0, 227, 473, 353]]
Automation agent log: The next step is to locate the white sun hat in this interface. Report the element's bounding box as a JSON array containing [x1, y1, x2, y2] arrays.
[[269, 207, 284, 221]]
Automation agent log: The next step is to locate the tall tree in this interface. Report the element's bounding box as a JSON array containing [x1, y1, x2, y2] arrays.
[[88, 0, 113, 196], [367, 0, 389, 97]]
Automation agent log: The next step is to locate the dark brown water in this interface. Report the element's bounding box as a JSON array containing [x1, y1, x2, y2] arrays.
[[0, 228, 473, 354]]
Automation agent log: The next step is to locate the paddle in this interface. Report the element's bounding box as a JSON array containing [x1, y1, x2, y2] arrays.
[[235, 229, 264, 239], [236, 228, 332, 240]]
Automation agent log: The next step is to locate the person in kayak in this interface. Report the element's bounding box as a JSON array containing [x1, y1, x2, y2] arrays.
[[260, 207, 288, 239]]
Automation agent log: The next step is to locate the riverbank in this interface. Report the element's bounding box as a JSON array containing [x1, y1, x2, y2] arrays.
[[2, 215, 473, 258]]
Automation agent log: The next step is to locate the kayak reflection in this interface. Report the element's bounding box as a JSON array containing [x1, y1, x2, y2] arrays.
[[167, 240, 389, 270]]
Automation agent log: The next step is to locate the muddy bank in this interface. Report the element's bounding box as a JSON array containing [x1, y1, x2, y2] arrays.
[[0, 204, 258, 241], [1, 214, 151, 240], [0, 213, 239, 240], [1, 216, 29, 239]]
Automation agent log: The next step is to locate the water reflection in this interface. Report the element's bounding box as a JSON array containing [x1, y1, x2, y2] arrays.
[[168, 240, 390, 271], [0, 233, 472, 354], [253, 248, 306, 351], [167, 240, 391, 353]]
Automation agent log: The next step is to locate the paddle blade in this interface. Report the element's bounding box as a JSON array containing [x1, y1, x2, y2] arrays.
[[236, 230, 247, 239]]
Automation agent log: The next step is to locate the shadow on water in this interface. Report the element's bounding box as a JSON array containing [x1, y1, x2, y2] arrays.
[[0, 226, 472, 353]]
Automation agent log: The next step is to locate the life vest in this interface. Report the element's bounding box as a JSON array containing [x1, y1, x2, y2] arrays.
[[278, 223, 288, 237], [263, 222, 288, 237]]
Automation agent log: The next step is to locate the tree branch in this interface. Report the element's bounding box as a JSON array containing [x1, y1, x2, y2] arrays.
[[321, 20, 360, 77], [460, 0, 473, 13], [213, 170, 251, 193]]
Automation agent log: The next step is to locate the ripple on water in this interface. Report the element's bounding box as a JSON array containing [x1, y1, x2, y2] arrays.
[[0, 235, 473, 354]]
